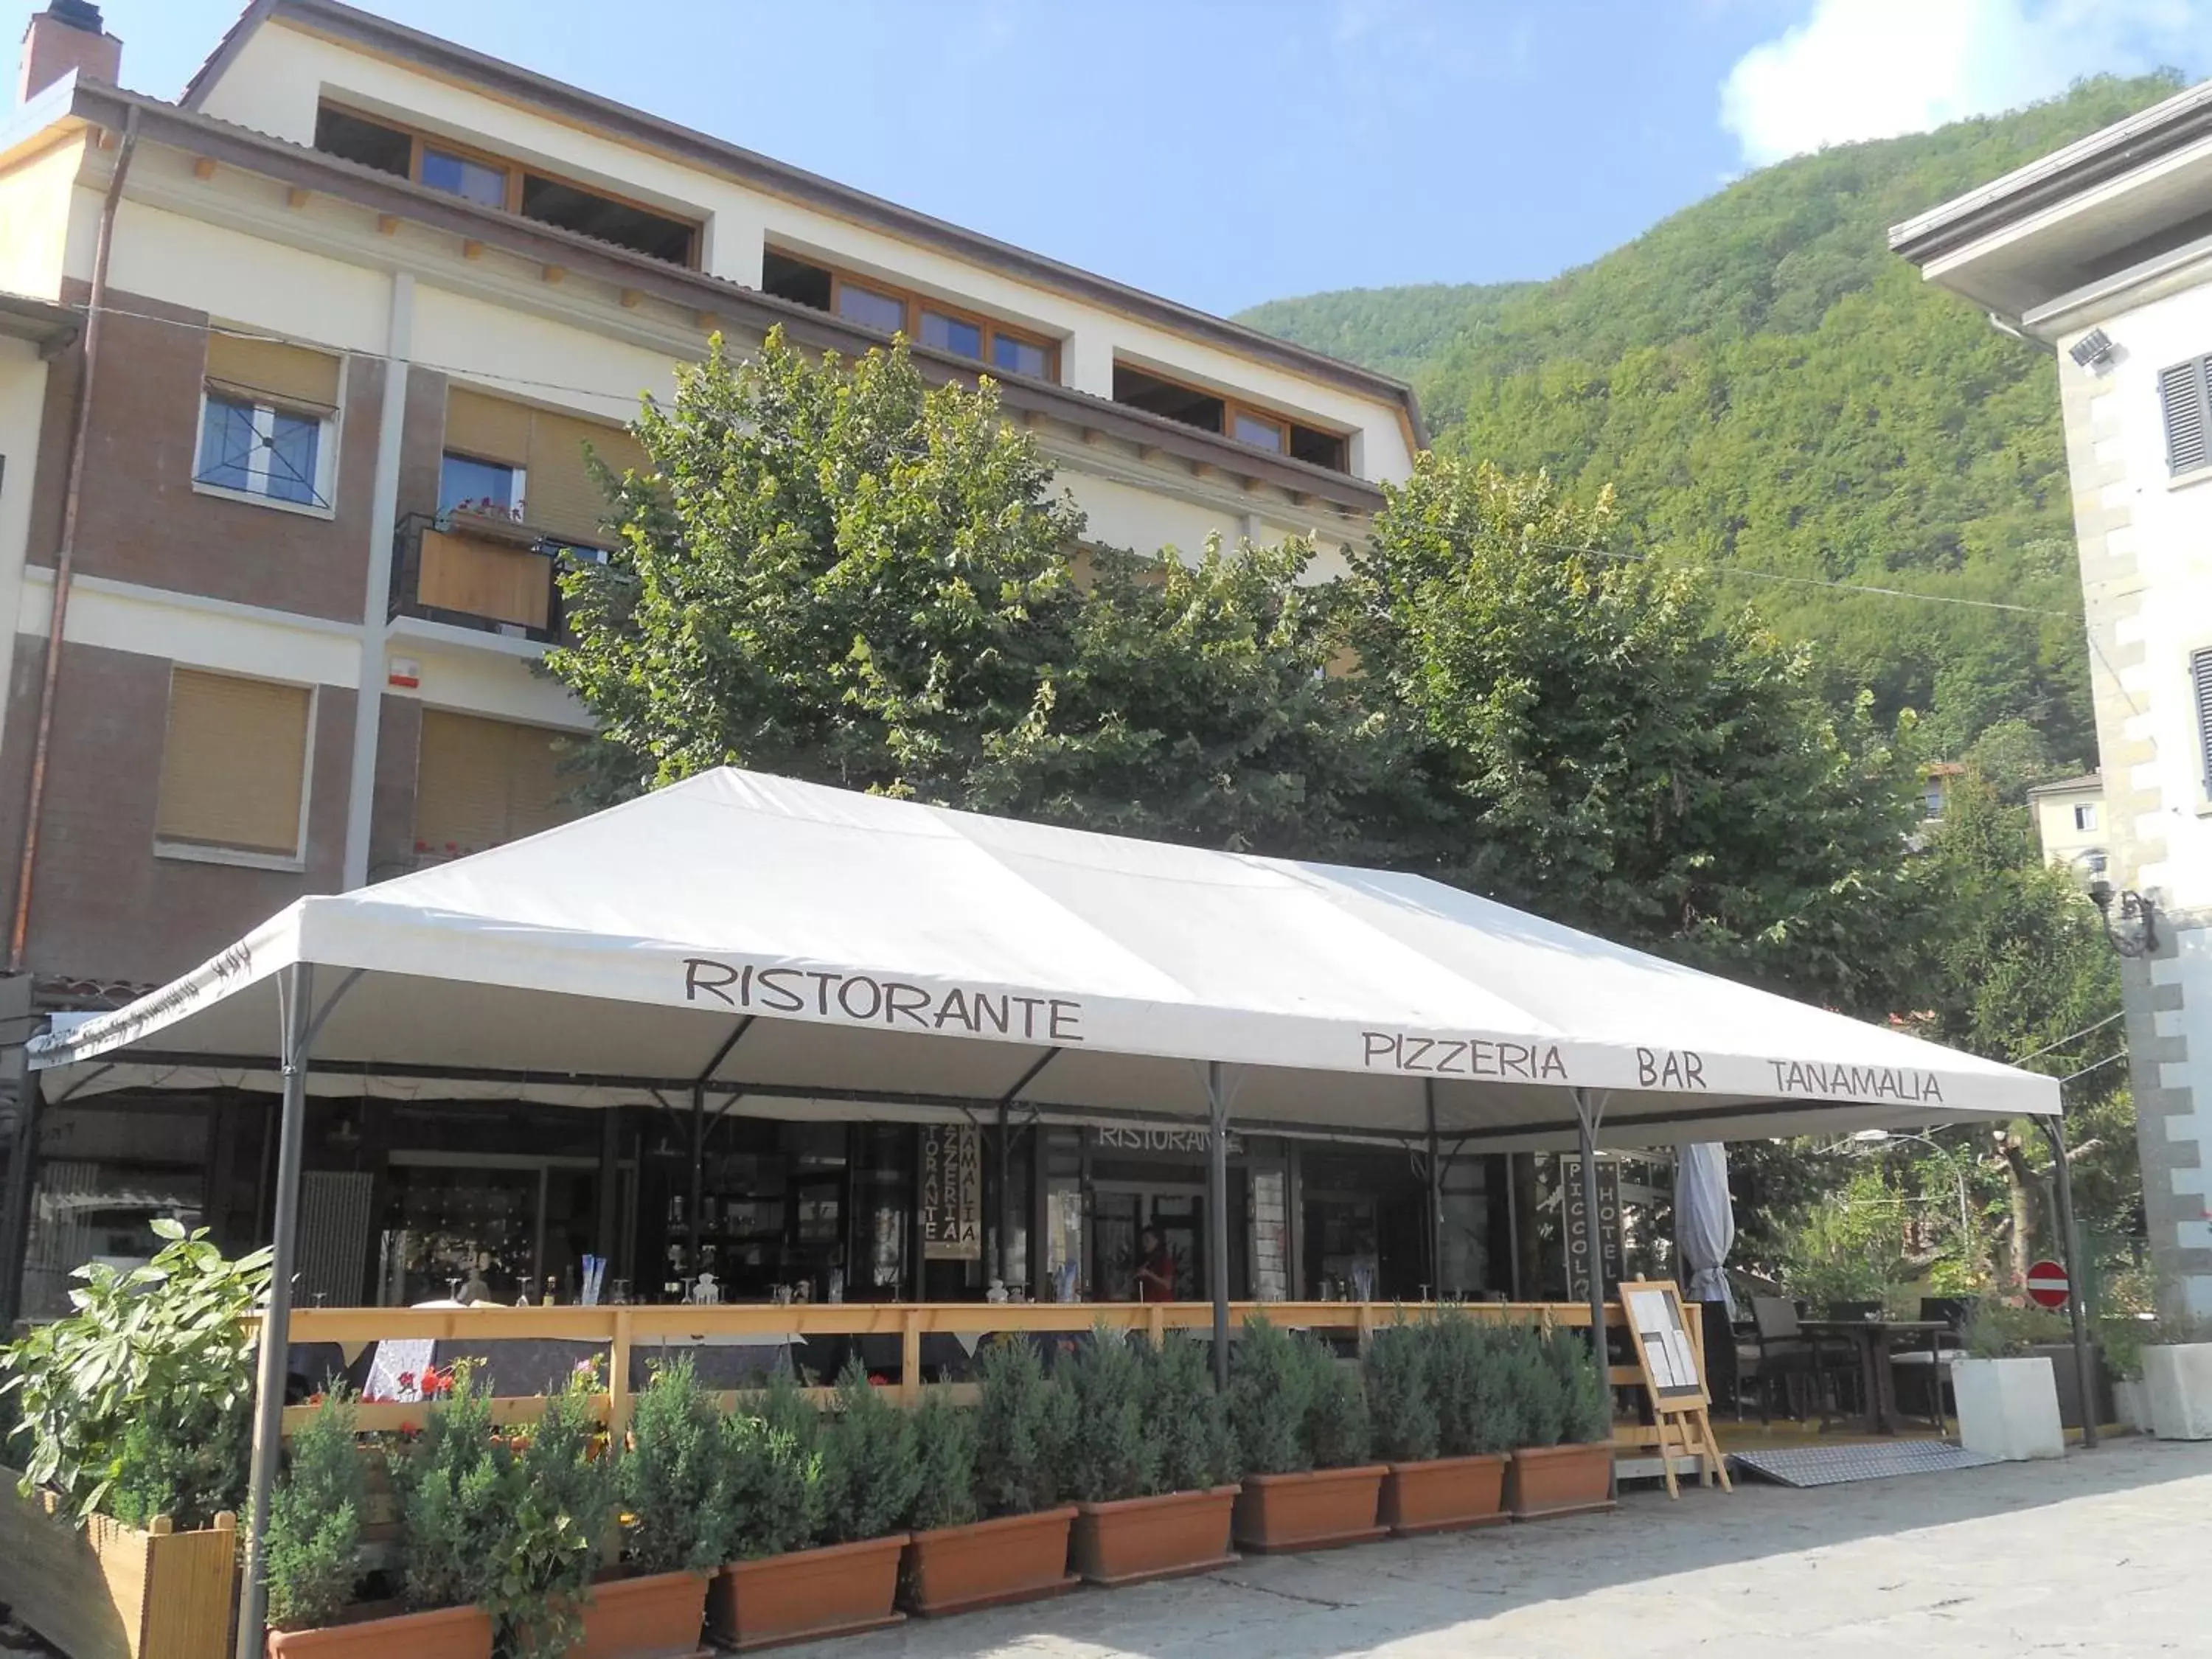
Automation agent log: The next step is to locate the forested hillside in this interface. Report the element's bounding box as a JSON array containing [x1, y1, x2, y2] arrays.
[[1236, 74, 2185, 768]]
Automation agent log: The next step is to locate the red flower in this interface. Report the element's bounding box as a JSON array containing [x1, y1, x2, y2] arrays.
[[397, 1419, 420, 1436]]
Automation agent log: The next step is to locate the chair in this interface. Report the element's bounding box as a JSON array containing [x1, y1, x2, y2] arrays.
[[1891, 1296, 1974, 1427], [1737, 1295, 1820, 1423], [1826, 1300, 1882, 1322]]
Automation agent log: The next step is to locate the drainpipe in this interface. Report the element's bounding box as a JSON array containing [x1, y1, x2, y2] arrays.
[[7, 108, 138, 973]]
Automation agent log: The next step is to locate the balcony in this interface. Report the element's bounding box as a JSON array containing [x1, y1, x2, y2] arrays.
[[389, 509, 571, 644]]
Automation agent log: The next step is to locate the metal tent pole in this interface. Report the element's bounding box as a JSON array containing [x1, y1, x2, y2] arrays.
[[687, 1082, 705, 1284], [237, 961, 314, 1659], [0, 1071, 42, 1329], [2045, 1113, 2098, 1451], [1207, 1060, 1231, 1389], [998, 1098, 1012, 1288], [1425, 1080, 1444, 1296], [1572, 1089, 1608, 1354]]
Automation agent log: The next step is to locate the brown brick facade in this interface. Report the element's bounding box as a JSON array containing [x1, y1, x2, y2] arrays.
[[1, 637, 355, 987]]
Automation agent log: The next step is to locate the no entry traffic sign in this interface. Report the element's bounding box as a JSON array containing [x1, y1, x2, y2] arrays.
[[2026, 1259, 2070, 1309]]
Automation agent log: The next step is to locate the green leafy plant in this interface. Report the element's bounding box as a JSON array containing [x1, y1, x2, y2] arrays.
[[706, 1408, 820, 1561], [1301, 1332, 1373, 1470], [1228, 1315, 1314, 1476], [264, 1390, 367, 1631], [1142, 1333, 1237, 1493], [1427, 1310, 1514, 1457], [619, 1358, 724, 1574], [1, 1220, 268, 1526], [1546, 1329, 1613, 1446], [1363, 1319, 1439, 1464], [1062, 1324, 1160, 1503], [973, 1338, 1071, 1516], [487, 1366, 613, 1659], [1963, 1300, 2073, 1359], [1500, 1328, 1566, 1449], [394, 1362, 509, 1613], [908, 1399, 980, 1533], [818, 1361, 920, 1543]]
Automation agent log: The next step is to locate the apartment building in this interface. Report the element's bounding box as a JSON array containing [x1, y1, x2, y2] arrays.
[[1895, 77, 2212, 1320], [0, 1, 1432, 1312], [2027, 771, 2106, 883]]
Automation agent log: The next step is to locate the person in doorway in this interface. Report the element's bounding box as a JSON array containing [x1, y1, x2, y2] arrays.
[[1134, 1225, 1176, 1302]]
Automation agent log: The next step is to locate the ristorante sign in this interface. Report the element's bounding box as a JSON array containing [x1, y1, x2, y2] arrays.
[[684, 958, 1084, 1043]]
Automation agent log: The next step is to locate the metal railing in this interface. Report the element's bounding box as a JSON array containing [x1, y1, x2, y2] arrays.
[[388, 509, 569, 644]]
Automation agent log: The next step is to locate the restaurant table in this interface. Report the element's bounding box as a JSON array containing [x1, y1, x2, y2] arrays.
[[1798, 1319, 1954, 1435]]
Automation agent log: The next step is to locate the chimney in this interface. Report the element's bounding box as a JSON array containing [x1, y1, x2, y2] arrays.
[[18, 1, 121, 107]]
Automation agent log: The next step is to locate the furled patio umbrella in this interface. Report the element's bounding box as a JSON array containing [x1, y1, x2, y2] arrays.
[[1676, 1141, 1735, 1312]]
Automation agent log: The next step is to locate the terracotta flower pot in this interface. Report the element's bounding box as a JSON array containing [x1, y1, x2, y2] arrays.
[[707, 1534, 907, 1652], [903, 1507, 1078, 1616], [1231, 1466, 1387, 1553], [1071, 1486, 1240, 1586], [1506, 1442, 1615, 1520], [1380, 1453, 1509, 1536], [574, 1568, 709, 1659], [267, 1603, 494, 1659]]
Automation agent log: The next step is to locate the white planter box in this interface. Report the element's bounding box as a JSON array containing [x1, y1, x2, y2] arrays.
[[1954, 1356, 2064, 1460], [2115, 1377, 2152, 1435], [2143, 1343, 2212, 1439]]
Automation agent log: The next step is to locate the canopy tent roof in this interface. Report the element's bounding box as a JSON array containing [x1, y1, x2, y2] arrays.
[[29, 769, 2057, 1150]]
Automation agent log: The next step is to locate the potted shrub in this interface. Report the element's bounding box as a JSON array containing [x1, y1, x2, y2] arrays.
[[706, 1364, 907, 1650], [1954, 1304, 2065, 1461], [905, 1338, 1077, 1615], [386, 1364, 505, 1659], [1066, 1327, 1239, 1586], [585, 1359, 715, 1659], [490, 1363, 614, 1659], [262, 1390, 369, 1656], [1504, 1327, 1615, 1520], [2138, 1312, 2212, 1440], [0, 1221, 254, 1659], [1371, 1311, 1509, 1535], [1228, 1318, 1385, 1553]]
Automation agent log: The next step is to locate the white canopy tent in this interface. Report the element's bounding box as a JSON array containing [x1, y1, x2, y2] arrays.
[[21, 769, 2069, 1653]]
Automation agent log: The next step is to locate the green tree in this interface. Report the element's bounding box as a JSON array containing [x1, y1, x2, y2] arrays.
[[1350, 453, 1922, 1015], [548, 328, 1085, 804]]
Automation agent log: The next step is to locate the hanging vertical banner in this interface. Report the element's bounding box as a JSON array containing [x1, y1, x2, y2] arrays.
[[1563, 1155, 1624, 1302], [921, 1123, 982, 1261]]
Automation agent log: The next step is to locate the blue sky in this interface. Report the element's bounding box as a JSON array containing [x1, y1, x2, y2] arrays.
[[44, 0, 2212, 316]]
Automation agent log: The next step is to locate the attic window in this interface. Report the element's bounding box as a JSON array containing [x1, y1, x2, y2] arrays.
[[520, 175, 695, 265], [1113, 362, 1352, 473], [762, 250, 832, 310], [315, 105, 409, 178], [1113, 364, 1224, 433]]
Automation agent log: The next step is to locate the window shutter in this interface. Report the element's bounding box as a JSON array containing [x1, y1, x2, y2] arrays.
[[444, 388, 535, 465], [2195, 648, 2212, 795], [154, 670, 312, 855], [412, 712, 576, 860], [2160, 357, 2211, 476], [204, 334, 341, 414], [525, 410, 645, 546]]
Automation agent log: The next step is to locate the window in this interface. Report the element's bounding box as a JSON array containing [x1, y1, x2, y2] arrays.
[[1112, 361, 1350, 472], [760, 248, 1060, 380], [195, 334, 340, 510], [412, 711, 580, 862], [2160, 355, 2211, 476], [311, 102, 701, 266], [1923, 779, 1947, 821], [2194, 647, 2212, 794], [154, 669, 313, 863], [439, 453, 523, 518], [2073, 802, 2099, 832], [442, 387, 646, 547]]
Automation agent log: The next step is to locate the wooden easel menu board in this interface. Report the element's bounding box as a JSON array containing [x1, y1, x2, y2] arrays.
[[1617, 1279, 1731, 1496]]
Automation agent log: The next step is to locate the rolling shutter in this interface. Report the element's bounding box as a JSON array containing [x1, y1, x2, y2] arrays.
[[204, 333, 341, 414], [2194, 649, 2212, 795], [445, 389, 645, 545], [153, 669, 312, 856], [412, 711, 577, 860], [2160, 357, 2211, 476]]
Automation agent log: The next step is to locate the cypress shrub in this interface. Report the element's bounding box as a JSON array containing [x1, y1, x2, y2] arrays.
[[1144, 1333, 1237, 1492], [1062, 1324, 1160, 1503], [1362, 1321, 1439, 1464], [1228, 1315, 1312, 1475]]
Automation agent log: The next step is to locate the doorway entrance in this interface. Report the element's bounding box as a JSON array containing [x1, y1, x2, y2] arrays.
[[1093, 1183, 1205, 1301]]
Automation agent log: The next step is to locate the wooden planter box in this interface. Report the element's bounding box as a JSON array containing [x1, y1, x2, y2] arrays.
[[574, 1569, 710, 1659], [1505, 1444, 1615, 1520], [1070, 1486, 1239, 1586], [266, 1604, 492, 1659], [1381, 1453, 1509, 1536], [0, 1471, 238, 1659], [706, 1534, 905, 1652], [1231, 1466, 1387, 1553], [903, 1508, 1077, 1617]]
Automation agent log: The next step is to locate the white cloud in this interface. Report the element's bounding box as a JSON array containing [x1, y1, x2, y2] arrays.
[[1719, 0, 2208, 167]]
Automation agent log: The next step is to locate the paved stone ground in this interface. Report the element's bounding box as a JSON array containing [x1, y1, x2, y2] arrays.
[[773, 1436, 2212, 1658]]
